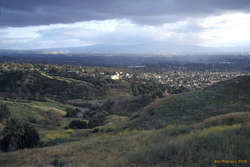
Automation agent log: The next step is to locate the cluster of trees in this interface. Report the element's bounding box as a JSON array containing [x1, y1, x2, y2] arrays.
[[131, 80, 188, 98], [0, 105, 40, 152], [65, 107, 107, 129], [68, 120, 88, 129], [130, 81, 167, 97], [0, 118, 40, 152], [0, 104, 10, 122]]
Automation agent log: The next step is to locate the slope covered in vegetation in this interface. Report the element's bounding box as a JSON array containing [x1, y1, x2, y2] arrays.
[[0, 71, 106, 101], [0, 67, 249, 167], [130, 76, 250, 129]]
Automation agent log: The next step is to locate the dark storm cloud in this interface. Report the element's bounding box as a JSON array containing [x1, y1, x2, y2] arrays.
[[1, 0, 250, 26]]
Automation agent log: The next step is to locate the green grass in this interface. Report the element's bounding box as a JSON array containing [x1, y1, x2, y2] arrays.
[[194, 112, 250, 128], [0, 122, 249, 167], [0, 99, 77, 133], [98, 115, 129, 132], [0, 70, 106, 100], [0, 76, 250, 167], [130, 77, 250, 129]]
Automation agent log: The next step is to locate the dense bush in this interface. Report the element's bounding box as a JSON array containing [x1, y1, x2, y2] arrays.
[[68, 120, 88, 129], [88, 118, 103, 129], [0, 104, 10, 122], [0, 118, 40, 152], [131, 80, 187, 98], [65, 108, 80, 118], [87, 111, 107, 128], [131, 81, 166, 97]]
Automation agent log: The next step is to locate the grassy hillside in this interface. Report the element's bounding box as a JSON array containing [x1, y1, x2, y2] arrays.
[[0, 121, 249, 167], [0, 71, 106, 101], [0, 75, 249, 167], [130, 76, 250, 129]]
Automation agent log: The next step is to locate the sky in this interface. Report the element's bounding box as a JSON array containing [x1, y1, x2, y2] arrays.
[[1, 0, 250, 54]]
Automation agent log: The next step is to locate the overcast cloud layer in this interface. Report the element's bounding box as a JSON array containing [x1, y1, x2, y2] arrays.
[[1, 0, 250, 26], [1, 0, 250, 53]]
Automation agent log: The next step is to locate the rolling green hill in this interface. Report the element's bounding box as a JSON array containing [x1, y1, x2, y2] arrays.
[[0, 71, 106, 101], [0, 75, 249, 167], [130, 76, 250, 129]]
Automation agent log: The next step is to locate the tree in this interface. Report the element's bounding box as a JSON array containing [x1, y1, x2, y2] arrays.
[[0, 104, 10, 122], [0, 118, 40, 152], [68, 120, 88, 129], [65, 108, 80, 118]]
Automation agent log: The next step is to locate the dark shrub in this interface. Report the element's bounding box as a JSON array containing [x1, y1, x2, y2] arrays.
[[65, 108, 80, 118], [68, 120, 88, 129], [88, 119, 99, 129], [0, 117, 40, 152], [28, 116, 37, 124], [0, 104, 10, 122], [92, 128, 99, 133], [87, 114, 106, 129], [50, 159, 67, 167]]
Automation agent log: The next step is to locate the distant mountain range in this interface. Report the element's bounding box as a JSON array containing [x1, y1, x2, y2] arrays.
[[1, 47, 250, 70], [2, 42, 250, 55]]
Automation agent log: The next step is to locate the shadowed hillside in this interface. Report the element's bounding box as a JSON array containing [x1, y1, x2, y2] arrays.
[[0, 71, 106, 101]]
